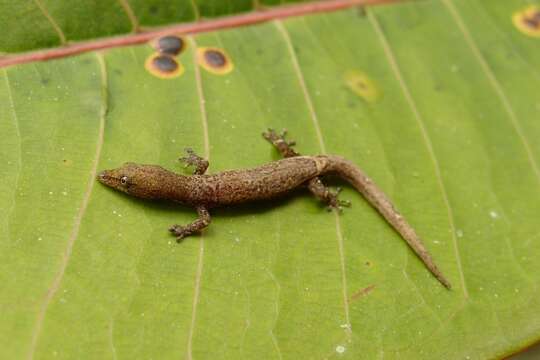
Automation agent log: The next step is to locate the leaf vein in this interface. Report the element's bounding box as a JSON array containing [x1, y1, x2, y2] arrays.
[[32, 0, 66, 45], [443, 0, 540, 184], [275, 19, 352, 338], [368, 10, 469, 299], [117, 0, 140, 32], [2, 69, 23, 247], [185, 36, 209, 360], [26, 52, 108, 359]]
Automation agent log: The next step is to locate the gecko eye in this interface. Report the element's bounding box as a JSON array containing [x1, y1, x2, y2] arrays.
[[120, 176, 128, 185]]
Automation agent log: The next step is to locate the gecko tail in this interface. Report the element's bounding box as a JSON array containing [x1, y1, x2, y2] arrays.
[[322, 155, 452, 290]]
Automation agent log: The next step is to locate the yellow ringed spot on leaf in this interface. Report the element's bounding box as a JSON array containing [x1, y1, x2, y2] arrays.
[[197, 47, 234, 75], [151, 35, 187, 56], [144, 53, 184, 79], [512, 5, 540, 37], [343, 70, 381, 103]]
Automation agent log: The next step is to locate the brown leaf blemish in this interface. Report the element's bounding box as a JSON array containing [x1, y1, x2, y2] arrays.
[[197, 47, 234, 75], [344, 70, 381, 103], [513, 5, 540, 37], [152, 35, 187, 56], [144, 53, 184, 79], [349, 285, 375, 303]]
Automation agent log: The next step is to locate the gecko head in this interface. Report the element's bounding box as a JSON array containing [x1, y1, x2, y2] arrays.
[[98, 162, 169, 200]]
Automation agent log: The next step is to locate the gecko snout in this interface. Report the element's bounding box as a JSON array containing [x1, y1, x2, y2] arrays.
[[97, 170, 116, 187], [97, 171, 107, 182]]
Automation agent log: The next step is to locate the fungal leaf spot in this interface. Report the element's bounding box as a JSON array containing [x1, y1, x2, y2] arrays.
[[344, 70, 381, 103], [513, 5, 540, 37], [197, 47, 234, 75], [144, 53, 184, 79], [152, 35, 187, 56]]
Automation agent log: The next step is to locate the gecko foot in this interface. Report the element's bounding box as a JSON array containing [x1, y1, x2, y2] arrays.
[[308, 178, 351, 213], [169, 206, 211, 242], [169, 225, 192, 242], [263, 128, 296, 146], [262, 128, 298, 157], [179, 148, 209, 175], [325, 187, 352, 213]]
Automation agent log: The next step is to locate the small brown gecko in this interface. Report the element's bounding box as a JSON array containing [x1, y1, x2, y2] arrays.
[[98, 129, 451, 289]]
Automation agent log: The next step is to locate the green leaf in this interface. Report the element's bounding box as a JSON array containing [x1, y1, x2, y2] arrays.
[[0, 0, 311, 53], [1, 0, 540, 359]]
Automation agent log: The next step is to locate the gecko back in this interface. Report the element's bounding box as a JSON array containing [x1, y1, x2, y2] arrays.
[[190, 156, 321, 206]]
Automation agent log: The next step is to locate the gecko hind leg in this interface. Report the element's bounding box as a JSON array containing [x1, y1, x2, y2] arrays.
[[262, 128, 351, 211], [179, 148, 209, 175], [169, 206, 211, 242], [308, 178, 351, 212]]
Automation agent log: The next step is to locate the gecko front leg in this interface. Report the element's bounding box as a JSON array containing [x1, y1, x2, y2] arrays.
[[180, 147, 209, 175], [173, 149, 211, 241], [263, 128, 350, 211], [169, 205, 211, 242]]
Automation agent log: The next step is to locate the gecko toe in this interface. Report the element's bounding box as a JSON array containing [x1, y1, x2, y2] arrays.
[[170, 224, 195, 241], [169, 224, 185, 235]]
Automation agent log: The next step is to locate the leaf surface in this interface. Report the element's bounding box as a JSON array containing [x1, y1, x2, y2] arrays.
[[1, 0, 539, 359]]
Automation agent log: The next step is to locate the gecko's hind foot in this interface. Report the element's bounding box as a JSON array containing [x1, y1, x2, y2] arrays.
[[169, 225, 192, 242], [325, 187, 351, 213], [179, 148, 209, 175], [263, 128, 298, 157]]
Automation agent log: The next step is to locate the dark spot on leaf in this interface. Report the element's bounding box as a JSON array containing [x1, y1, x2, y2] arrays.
[[114, 69, 122, 76], [41, 78, 50, 85], [145, 53, 184, 79], [344, 70, 382, 103], [154, 35, 186, 56], [524, 17, 539, 28], [152, 55, 178, 72], [513, 6, 540, 37], [197, 47, 234, 75], [526, 10, 540, 28], [149, 5, 158, 14], [349, 285, 375, 302], [205, 50, 226, 67]]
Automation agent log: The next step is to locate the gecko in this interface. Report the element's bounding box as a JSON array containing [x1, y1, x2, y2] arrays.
[[98, 129, 451, 289]]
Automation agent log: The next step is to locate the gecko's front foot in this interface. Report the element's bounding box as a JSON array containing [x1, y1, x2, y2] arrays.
[[169, 225, 193, 242], [169, 206, 211, 242], [179, 148, 209, 175]]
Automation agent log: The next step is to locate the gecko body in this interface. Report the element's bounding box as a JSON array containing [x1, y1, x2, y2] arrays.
[[100, 156, 324, 207], [98, 129, 451, 289]]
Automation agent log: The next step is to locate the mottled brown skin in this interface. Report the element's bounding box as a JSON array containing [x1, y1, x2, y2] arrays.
[[98, 129, 451, 289]]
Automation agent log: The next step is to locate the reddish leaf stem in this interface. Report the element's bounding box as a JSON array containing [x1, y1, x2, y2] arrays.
[[0, 0, 403, 68]]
